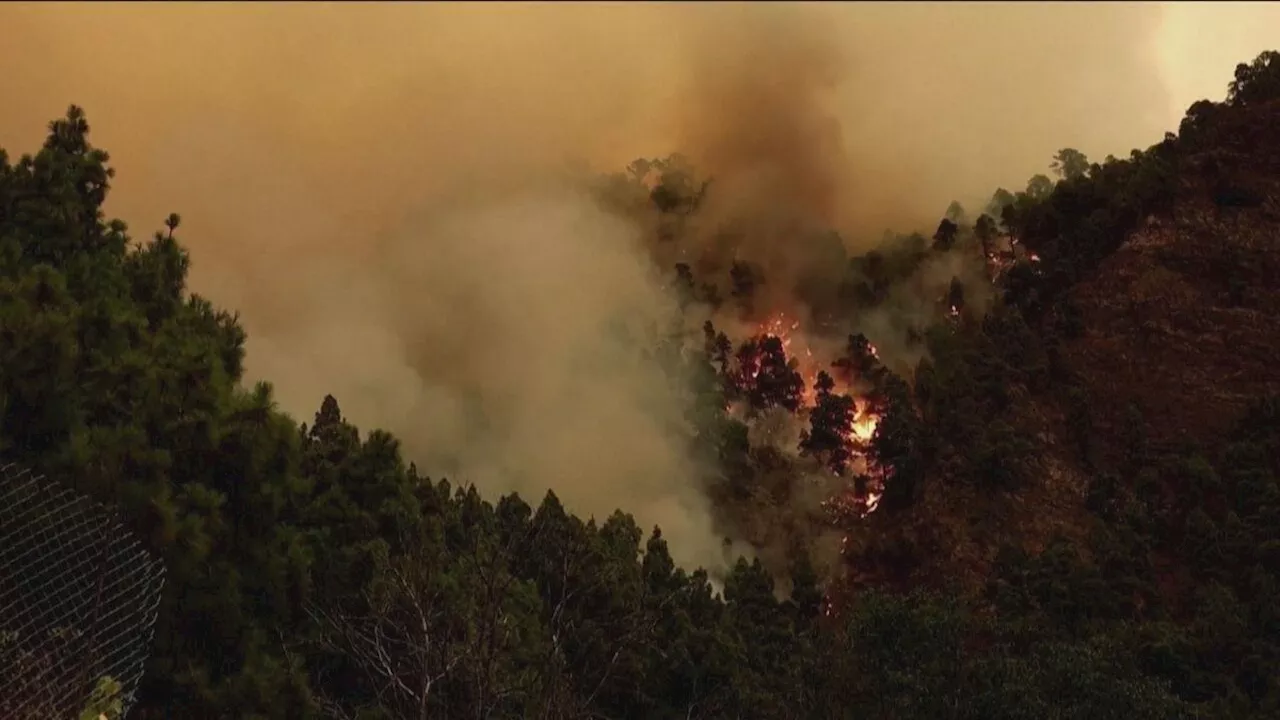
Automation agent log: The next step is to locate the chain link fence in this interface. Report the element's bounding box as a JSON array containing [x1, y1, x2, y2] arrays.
[[0, 463, 166, 719]]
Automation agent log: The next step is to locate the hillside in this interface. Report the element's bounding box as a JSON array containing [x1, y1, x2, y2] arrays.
[[1, 50, 1279, 720], [843, 66, 1280, 600], [838, 51, 1280, 718], [1064, 97, 1280, 465]]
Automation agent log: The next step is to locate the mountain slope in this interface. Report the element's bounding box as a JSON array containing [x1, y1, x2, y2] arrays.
[[832, 53, 1280, 717], [1064, 97, 1280, 468]]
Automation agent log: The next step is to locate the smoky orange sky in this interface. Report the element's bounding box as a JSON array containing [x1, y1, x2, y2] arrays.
[[1, 2, 1274, 570], [0, 3, 1190, 253]]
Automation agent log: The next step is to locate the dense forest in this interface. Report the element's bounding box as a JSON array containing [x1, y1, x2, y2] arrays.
[[3, 50, 1280, 719]]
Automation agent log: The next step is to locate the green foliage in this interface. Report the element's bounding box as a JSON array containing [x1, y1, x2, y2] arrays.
[[871, 373, 925, 511], [78, 676, 124, 720], [1051, 148, 1091, 181], [1025, 173, 1055, 201], [1227, 50, 1280, 107], [830, 590, 1192, 720], [999, 136, 1178, 318]]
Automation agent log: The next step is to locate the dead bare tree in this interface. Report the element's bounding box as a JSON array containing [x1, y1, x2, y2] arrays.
[[303, 497, 726, 720], [307, 514, 549, 720]]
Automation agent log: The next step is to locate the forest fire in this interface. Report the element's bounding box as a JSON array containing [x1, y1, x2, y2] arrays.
[[745, 311, 885, 517], [711, 309, 888, 614], [748, 312, 879, 410]]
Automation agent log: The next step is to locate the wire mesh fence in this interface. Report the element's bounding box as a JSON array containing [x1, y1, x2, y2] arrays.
[[0, 462, 166, 719]]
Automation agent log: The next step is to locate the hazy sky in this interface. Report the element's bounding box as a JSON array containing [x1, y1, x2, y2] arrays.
[[1156, 2, 1280, 120], [2, 2, 1273, 241], [1, 3, 1273, 245]]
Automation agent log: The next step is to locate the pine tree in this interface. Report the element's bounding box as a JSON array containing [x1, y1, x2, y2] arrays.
[[799, 371, 856, 475]]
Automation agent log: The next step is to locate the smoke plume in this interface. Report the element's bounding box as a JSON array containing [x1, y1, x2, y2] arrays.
[[0, 3, 1180, 571]]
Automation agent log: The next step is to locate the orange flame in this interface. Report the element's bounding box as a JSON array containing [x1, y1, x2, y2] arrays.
[[748, 311, 884, 524]]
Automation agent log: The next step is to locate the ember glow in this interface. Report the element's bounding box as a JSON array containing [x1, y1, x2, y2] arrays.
[[851, 412, 877, 443], [747, 311, 885, 514], [749, 312, 880, 406], [720, 310, 890, 613]]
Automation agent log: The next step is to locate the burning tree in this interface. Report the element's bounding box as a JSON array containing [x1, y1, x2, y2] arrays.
[[799, 371, 857, 476], [832, 333, 884, 389], [868, 374, 924, 513], [732, 335, 804, 414]]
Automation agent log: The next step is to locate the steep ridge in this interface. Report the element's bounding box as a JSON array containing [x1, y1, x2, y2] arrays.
[[839, 58, 1280, 610], [1064, 98, 1280, 467]]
